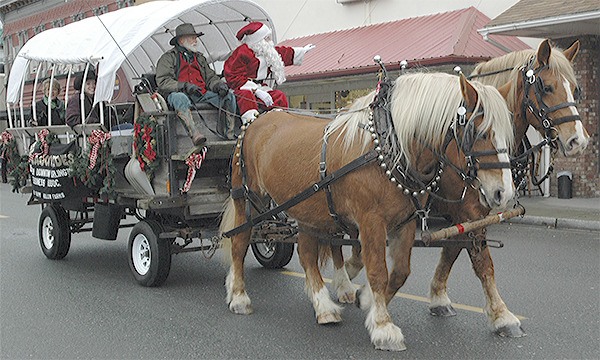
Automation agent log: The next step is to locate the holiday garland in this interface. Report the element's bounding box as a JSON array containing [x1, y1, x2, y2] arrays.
[[70, 129, 116, 199], [3, 129, 59, 193], [2, 130, 27, 192], [133, 114, 159, 181]]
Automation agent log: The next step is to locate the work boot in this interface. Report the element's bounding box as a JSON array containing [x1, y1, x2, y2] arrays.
[[177, 109, 206, 145]]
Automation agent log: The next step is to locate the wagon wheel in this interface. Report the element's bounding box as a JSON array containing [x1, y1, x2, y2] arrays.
[[127, 220, 172, 287], [251, 241, 294, 269], [38, 204, 71, 260]]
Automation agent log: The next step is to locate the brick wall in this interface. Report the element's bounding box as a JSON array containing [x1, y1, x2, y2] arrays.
[[550, 36, 599, 198]]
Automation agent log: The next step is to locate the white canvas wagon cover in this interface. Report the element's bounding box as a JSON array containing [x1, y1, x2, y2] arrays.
[[6, 0, 273, 106]]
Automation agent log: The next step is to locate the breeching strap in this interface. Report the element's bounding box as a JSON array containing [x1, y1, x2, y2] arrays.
[[223, 150, 379, 238]]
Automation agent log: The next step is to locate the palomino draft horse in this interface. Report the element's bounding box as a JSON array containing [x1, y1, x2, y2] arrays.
[[428, 39, 589, 336], [220, 72, 515, 351], [333, 39, 589, 338]]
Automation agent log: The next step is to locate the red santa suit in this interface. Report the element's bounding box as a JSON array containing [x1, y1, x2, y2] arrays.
[[224, 22, 314, 123]]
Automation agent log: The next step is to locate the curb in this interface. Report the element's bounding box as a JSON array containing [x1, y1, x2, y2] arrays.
[[508, 215, 600, 232]]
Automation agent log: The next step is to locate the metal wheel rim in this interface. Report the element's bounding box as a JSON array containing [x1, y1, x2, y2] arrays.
[[255, 242, 275, 259], [42, 216, 54, 250], [132, 234, 151, 275]]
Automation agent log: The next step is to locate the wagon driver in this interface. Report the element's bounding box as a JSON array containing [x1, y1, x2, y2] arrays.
[[224, 22, 315, 124], [156, 23, 238, 145]]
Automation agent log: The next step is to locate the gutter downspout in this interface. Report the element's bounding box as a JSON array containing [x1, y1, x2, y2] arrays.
[[479, 31, 513, 53]]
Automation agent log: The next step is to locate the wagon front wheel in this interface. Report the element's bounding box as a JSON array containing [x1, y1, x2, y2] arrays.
[[127, 220, 171, 287], [39, 205, 71, 260], [251, 241, 294, 269]]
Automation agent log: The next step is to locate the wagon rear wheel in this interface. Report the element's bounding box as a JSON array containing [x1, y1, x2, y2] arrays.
[[127, 220, 172, 287], [251, 241, 294, 269], [39, 205, 71, 260]]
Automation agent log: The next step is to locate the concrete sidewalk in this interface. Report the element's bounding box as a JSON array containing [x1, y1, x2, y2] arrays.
[[508, 196, 600, 232]]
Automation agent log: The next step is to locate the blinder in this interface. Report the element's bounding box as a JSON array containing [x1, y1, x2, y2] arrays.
[[521, 56, 581, 144]]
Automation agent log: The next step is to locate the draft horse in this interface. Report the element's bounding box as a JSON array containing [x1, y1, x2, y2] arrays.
[[220, 72, 515, 351], [428, 39, 589, 336], [334, 39, 589, 338]]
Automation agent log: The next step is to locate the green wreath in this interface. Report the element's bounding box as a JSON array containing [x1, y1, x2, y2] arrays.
[[70, 131, 116, 199], [133, 114, 160, 181]]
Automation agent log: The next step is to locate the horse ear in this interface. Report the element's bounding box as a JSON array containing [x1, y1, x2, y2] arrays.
[[563, 40, 580, 62], [536, 39, 551, 66], [459, 73, 478, 109]]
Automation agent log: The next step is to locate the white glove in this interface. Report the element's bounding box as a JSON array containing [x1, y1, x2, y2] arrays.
[[254, 89, 274, 107]]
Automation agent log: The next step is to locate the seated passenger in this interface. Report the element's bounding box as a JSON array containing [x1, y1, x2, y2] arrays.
[[224, 22, 315, 124], [156, 23, 238, 144], [66, 70, 118, 129], [29, 78, 65, 126]]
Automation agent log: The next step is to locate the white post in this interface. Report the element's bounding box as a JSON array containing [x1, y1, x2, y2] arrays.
[[31, 62, 43, 125], [48, 64, 56, 126], [81, 64, 90, 150], [7, 102, 13, 128], [65, 65, 73, 108], [542, 144, 550, 197]]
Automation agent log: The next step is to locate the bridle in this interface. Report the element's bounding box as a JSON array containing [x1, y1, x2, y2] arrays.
[[520, 56, 581, 149], [364, 66, 511, 224]]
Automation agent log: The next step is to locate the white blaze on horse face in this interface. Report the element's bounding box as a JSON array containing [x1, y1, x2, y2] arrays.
[[479, 133, 514, 210], [496, 135, 515, 205], [560, 76, 589, 155]]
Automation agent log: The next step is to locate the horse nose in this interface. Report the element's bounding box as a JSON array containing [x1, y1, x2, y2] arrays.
[[494, 187, 506, 207], [566, 134, 588, 153]]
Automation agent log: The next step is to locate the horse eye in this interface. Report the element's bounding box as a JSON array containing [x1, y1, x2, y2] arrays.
[[543, 85, 553, 93], [480, 132, 489, 140]]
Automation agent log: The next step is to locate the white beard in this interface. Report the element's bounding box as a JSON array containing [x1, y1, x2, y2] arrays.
[[180, 39, 198, 53], [248, 39, 286, 85]]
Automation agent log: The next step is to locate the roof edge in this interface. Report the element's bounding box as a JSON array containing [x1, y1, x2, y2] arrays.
[[285, 56, 491, 82], [479, 10, 600, 36]]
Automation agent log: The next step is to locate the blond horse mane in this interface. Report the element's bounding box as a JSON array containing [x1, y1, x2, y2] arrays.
[[325, 72, 514, 166], [471, 46, 578, 114]]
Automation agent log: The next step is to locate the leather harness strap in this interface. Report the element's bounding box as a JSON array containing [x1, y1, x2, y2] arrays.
[[224, 150, 378, 238]]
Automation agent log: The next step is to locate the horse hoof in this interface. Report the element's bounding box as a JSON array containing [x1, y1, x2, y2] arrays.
[[496, 324, 527, 338], [317, 312, 342, 324], [338, 290, 356, 304], [355, 288, 362, 308], [229, 302, 254, 315], [430, 304, 457, 317], [375, 342, 407, 352]]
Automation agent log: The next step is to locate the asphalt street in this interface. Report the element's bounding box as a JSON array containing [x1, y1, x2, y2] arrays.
[[1, 185, 599, 359]]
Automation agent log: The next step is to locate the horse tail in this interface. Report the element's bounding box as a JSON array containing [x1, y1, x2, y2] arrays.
[[318, 244, 332, 269], [219, 196, 236, 265]]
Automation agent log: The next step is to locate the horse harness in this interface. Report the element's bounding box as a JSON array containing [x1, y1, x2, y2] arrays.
[[471, 55, 582, 192], [224, 69, 510, 238]]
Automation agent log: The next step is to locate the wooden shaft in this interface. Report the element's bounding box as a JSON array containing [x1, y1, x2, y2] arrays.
[[422, 204, 525, 243]]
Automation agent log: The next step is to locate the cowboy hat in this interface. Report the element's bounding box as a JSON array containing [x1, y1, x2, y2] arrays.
[[170, 23, 204, 46]]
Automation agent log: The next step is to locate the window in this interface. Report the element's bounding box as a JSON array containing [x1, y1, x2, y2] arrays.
[[72, 13, 85, 22], [52, 19, 65, 28], [34, 25, 46, 35], [92, 6, 109, 16], [117, 0, 134, 9]]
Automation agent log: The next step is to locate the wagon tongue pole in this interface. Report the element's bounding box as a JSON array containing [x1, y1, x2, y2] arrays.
[[420, 204, 525, 244]]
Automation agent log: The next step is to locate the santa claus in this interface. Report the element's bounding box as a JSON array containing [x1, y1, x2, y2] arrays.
[[224, 22, 315, 124]]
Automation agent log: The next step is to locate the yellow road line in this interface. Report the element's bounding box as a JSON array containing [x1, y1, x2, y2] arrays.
[[280, 270, 526, 320]]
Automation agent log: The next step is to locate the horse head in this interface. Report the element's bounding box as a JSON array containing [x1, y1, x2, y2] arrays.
[[479, 40, 589, 156], [382, 72, 514, 211], [451, 74, 515, 210], [523, 40, 589, 156]]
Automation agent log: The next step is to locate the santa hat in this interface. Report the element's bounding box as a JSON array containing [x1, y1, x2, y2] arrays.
[[236, 22, 271, 44]]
